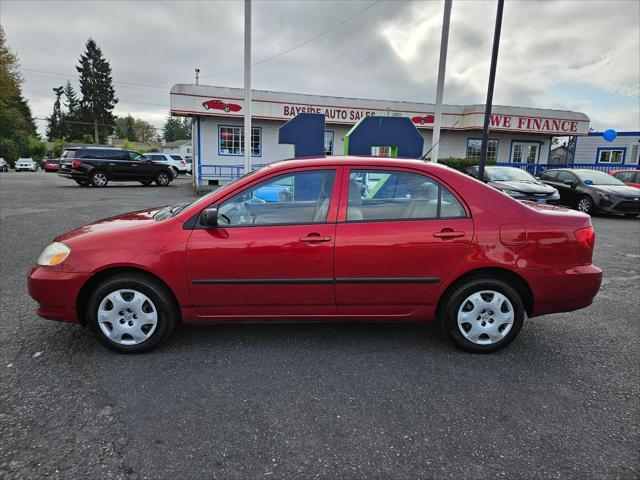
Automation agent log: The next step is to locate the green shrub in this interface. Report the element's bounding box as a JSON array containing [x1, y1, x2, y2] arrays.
[[436, 157, 497, 172]]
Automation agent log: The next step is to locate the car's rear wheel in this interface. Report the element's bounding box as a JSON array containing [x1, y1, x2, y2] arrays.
[[576, 195, 594, 215], [90, 171, 108, 187], [75, 180, 90, 187], [87, 274, 177, 353], [155, 171, 171, 186], [443, 278, 525, 353]]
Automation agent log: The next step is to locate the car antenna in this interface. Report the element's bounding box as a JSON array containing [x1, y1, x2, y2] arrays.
[[420, 120, 459, 161]]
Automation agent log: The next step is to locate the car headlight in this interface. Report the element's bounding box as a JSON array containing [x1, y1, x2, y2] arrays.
[[501, 189, 524, 197], [37, 242, 71, 266], [596, 191, 612, 201], [551, 191, 560, 200]]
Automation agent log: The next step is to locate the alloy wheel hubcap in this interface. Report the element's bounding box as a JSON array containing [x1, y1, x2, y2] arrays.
[[94, 174, 107, 186], [159, 174, 169, 184], [457, 290, 514, 345], [97, 289, 158, 345], [578, 199, 591, 212]]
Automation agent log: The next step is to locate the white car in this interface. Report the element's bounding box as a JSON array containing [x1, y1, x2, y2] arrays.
[[0, 158, 9, 172], [144, 153, 190, 176], [15, 158, 38, 172]]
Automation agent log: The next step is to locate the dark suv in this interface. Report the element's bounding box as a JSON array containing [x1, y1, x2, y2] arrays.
[[58, 147, 174, 187]]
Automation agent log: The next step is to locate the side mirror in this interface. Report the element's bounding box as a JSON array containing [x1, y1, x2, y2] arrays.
[[200, 206, 219, 227], [563, 179, 577, 187]]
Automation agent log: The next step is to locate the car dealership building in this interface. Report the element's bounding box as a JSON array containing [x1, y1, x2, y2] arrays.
[[170, 84, 593, 187]]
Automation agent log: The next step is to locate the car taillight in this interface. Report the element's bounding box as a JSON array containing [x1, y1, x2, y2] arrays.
[[71, 160, 81, 168], [574, 226, 595, 251], [180, 160, 186, 165]]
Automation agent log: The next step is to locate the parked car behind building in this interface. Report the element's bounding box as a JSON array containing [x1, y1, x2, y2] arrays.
[[144, 153, 190, 176]]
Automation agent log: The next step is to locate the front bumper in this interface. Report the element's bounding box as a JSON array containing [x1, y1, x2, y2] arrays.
[[525, 264, 602, 317], [598, 197, 640, 215], [28, 266, 91, 323]]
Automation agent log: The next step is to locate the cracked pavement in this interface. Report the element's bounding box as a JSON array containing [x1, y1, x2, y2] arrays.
[[1, 172, 638, 479]]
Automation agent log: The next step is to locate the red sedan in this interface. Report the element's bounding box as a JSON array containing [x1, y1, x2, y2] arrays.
[[43, 159, 61, 172], [28, 157, 602, 353], [610, 169, 640, 188], [202, 99, 242, 113]]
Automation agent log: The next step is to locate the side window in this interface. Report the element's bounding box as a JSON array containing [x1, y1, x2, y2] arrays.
[[218, 170, 336, 226], [540, 170, 557, 180], [614, 171, 633, 182], [556, 171, 577, 183], [129, 151, 145, 161], [347, 170, 466, 221]]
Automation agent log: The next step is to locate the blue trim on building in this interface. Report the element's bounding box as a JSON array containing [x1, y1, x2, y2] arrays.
[[588, 131, 640, 137], [596, 146, 626, 164], [197, 117, 202, 189], [217, 124, 263, 158], [508, 139, 543, 164]]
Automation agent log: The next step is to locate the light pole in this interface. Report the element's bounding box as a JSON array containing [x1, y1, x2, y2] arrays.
[[430, 0, 452, 163], [243, 0, 252, 173], [478, 0, 504, 180]]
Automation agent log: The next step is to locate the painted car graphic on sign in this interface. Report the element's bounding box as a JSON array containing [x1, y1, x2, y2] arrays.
[[202, 99, 242, 113], [411, 115, 435, 125]]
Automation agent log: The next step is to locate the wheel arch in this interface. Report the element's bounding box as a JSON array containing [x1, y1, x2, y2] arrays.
[[436, 267, 534, 320], [76, 266, 182, 325]]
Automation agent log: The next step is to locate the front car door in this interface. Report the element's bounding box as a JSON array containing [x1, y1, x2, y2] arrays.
[[551, 170, 580, 206], [186, 166, 341, 318], [123, 151, 153, 179], [334, 167, 473, 316]]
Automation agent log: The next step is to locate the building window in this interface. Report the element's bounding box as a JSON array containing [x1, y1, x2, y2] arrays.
[[510, 141, 539, 163], [597, 148, 625, 164], [324, 131, 334, 155], [466, 139, 498, 162], [219, 126, 261, 156], [371, 146, 393, 157]]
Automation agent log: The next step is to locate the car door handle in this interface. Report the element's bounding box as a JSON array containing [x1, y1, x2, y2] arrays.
[[433, 229, 465, 239], [299, 234, 332, 243]]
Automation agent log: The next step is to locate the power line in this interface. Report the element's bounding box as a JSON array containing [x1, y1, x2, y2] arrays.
[[202, 0, 381, 78], [22, 68, 170, 91]]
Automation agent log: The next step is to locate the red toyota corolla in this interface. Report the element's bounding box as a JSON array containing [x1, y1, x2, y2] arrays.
[[28, 157, 602, 353]]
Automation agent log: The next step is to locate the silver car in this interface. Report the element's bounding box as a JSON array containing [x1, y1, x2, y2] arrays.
[[15, 158, 38, 172], [144, 153, 190, 177]]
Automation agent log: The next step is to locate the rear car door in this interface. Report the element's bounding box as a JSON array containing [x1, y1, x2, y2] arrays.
[[186, 166, 341, 318], [334, 167, 473, 316]]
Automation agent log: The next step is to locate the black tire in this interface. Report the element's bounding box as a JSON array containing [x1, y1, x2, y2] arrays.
[[75, 180, 90, 187], [90, 170, 108, 187], [86, 273, 177, 353], [624, 213, 639, 218], [140, 180, 153, 186], [442, 278, 525, 353], [155, 170, 171, 186], [172, 167, 179, 177], [576, 195, 594, 215]]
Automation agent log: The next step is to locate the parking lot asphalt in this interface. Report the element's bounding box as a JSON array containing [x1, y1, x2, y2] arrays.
[[0, 171, 638, 480]]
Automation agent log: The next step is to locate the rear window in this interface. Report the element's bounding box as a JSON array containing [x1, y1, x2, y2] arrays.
[[170, 155, 183, 161]]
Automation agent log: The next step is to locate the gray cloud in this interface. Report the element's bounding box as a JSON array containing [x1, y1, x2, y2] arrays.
[[1, 0, 638, 134]]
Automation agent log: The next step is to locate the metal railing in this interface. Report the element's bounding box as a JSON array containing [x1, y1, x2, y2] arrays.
[[495, 162, 626, 176]]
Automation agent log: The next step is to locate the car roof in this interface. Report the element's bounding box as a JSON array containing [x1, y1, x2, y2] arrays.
[[267, 155, 455, 173]]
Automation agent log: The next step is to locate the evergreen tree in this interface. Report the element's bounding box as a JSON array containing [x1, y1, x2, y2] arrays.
[[76, 38, 117, 144], [115, 115, 137, 141], [62, 81, 82, 141], [46, 86, 64, 141]]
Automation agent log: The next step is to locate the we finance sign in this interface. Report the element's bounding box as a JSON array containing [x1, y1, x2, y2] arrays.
[[489, 113, 583, 134]]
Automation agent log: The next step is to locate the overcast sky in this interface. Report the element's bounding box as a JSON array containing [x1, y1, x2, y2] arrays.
[[1, 0, 639, 136]]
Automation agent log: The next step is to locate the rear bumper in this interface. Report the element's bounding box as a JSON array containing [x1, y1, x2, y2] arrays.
[[28, 266, 90, 323], [526, 264, 602, 317], [58, 170, 89, 181]]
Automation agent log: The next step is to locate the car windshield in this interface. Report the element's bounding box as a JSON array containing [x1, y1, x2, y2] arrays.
[[574, 170, 625, 186], [486, 167, 536, 182], [153, 165, 269, 221]]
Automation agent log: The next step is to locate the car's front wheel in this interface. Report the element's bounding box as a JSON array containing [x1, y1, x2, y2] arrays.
[[172, 167, 179, 177], [576, 195, 594, 215], [90, 171, 108, 187], [87, 273, 177, 353], [443, 278, 525, 353], [155, 171, 171, 186]]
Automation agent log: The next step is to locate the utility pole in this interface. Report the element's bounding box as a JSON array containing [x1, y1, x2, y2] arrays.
[[243, 0, 252, 173], [195, 68, 200, 85], [478, 0, 504, 180], [430, 0, 452, 163]]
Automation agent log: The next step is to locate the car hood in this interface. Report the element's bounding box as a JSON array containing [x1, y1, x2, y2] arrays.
[[489, 180, 556, 194], [590, 185, 640, 198], [56, 207, 164, 243]]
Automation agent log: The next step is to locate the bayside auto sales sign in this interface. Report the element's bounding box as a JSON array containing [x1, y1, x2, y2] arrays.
[[170, 85, 590, 135]]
